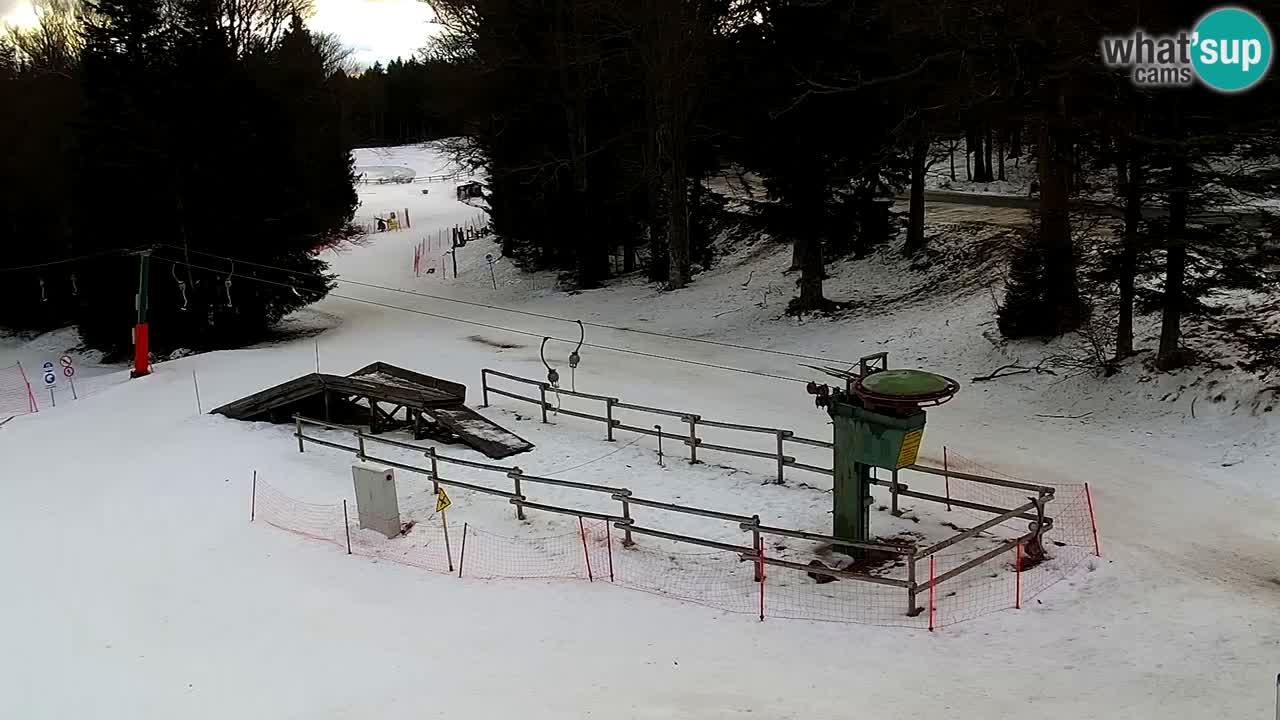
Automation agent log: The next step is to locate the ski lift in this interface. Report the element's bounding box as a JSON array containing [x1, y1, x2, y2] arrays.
[[172, 263, 188, 311], [540, 337, 560, 388], [223, 260, 235, 310], [568, 320, 584, 391], [540, 336, 563, 416]]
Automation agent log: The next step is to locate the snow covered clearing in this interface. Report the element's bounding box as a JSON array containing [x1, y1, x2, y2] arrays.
[[2, 143, 1278, 718]]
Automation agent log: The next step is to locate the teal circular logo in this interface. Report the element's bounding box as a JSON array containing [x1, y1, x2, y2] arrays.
[[1192, 7, 1272, 92]]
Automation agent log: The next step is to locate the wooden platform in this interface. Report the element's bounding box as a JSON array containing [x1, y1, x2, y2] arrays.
[[211, 363, 532, 459]]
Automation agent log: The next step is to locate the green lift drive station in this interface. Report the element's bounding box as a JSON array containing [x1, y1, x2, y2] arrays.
[[807, 353, 959, 555]]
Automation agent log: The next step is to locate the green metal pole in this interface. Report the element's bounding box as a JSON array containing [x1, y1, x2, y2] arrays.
[[137, 250, 150, 325]]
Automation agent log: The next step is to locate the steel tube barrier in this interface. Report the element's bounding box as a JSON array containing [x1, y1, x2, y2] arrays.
[[745, 555, 911, 589], [921, 532, 1033, 591], [906, 463, 1055, 495], [511, 499, 628, 524], [745, 522, 913, 556], [914, 499, 1042, 559], [481, 369, 824, 483], [481, 368, 1070, 499], [616, 495, 757, 525], [294, 413, 1064, 622]]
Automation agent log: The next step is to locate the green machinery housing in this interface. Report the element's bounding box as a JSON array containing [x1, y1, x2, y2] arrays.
[[807, 353, 959, 554]]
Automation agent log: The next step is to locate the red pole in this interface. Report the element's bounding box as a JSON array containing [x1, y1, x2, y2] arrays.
[[133, 323, 151, 377], [16, 361, 36, 413], [605, 521, 614, 582], [579, 517, 593, 582], [758, 546, 766, 622], [928, 556, 936, 631], [1015, 542, 1022, 609], [943, 446, 951, 511], [1085, 482, 1101, 557]]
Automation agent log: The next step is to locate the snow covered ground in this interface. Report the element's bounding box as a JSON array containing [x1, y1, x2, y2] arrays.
[[2, 143, 1278, 718]]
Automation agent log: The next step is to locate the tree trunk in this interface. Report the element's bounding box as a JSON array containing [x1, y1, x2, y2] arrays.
[[1157, 138, 1190, 370], [964, 128, 973, 181], [1115, 143, 1142, 359], [904, 136, 929, 255], [666, 139, 691, 289], [997, 127, 1006, 181], [792, 231, 826, 311], [948, 139, 956, 181], [1037, 92, 1082, 334], [1010, 124, 1022, 159], [646, 156, 668, 281], [688, 172, 709, 268], [971, 128, 985, 181], [623, 239, 637, 273], [984, 123, 994, 182], [789, 185, 827, 312]]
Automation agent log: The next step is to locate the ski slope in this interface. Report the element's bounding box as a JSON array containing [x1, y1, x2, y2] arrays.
[[1, 143, 1277, 718]]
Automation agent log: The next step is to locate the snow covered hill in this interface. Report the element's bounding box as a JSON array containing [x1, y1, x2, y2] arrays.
[[2, 143, 1277, 719]]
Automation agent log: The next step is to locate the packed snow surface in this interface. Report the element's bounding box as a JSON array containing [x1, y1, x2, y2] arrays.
[[2, 143, 1278, 719]]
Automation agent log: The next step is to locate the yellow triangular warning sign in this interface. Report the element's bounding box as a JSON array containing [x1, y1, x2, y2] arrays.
[[435, 487, 452, 513]]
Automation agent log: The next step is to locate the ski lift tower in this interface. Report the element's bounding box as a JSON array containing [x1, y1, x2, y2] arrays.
[[807, 353, 959, 555]]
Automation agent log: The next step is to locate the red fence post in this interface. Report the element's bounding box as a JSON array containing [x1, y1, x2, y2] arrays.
[[16, 361, 37, 413], [1015, 542, 1022, 609], [579, 517, 593, 582], [1085, 482, 1101, 557], [928, 556, 936, 632]]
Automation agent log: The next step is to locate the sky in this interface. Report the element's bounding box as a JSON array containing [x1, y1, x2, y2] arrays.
[[309, 0, 438, 66], [1, 0, 438, 67]]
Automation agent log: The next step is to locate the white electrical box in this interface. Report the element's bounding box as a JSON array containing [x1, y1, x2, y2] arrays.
[[351, 462, 401, 539]]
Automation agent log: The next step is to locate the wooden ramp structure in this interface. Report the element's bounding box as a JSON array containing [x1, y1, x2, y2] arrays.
[[211, 362, 533, 459]]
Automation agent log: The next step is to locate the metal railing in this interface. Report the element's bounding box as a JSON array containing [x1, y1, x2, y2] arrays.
[[293, 406, 1058, 621], [481, 369, 835, 483]]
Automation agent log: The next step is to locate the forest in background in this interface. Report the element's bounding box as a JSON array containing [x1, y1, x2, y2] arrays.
[[3, 0, 1280, 374]]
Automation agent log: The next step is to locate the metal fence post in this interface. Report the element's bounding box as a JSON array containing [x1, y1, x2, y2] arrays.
[[655, 425, 664, 466], [342, 500, 352, 555], [686, 414, 700, 464], [775, 430, 789, 484], [539, 383, 549, 423], [891, 469, 902, 517], [751, 515, 764, 582], [296, 417, 304, 452], [605, 398, 615, 441], [356, 428, 366, 460], [481, 371, 490, 407], [620, 491, 635, 547], [427, 447, 440, 495], [511, 468, 526, 520], [906, 554, 919, 616]]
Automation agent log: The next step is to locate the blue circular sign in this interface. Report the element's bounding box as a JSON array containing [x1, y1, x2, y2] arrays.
[[1192, 7, 1273, 92]]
